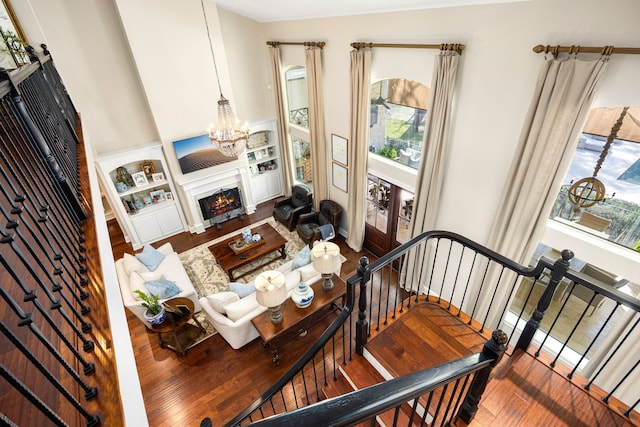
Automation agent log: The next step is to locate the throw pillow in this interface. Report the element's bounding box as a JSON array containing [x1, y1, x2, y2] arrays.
[[229, 282, 256, 298], [156, 242, 174, 256], [291, 245, 312, 270], [206, 292, 240, 314], [123, 253, 148, 276], [135, 244, 165, 271], [144, 277, 181, 300], [129, 271, 163, 300]]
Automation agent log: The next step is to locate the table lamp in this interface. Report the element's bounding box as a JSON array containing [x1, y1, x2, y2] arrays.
[[255, 270, 287, 324], [311, 241, 341, 291]]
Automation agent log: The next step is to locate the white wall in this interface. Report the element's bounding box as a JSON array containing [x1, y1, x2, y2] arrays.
[[17, 0, 159, 156], [259, 0, 640, 247], [16, 0, 640, 254]]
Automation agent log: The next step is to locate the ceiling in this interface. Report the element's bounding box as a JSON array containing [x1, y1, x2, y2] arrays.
[[214, 0, 524, 23]]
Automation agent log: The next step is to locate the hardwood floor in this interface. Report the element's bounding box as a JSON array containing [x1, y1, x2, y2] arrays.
[[108, 202, 635, 426], [108, 201, 371, 426]]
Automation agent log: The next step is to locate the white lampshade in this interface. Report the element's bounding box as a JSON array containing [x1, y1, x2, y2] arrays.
[[312, 241, 341, 274], [255, 270, 287, 307]]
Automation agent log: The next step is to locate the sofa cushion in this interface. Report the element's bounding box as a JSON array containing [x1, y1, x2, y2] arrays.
[[144, 277, 181, 299], [229, 282, 256, 298], [285, 270, 301, 291], [130, 271, 163, 300], [292, 245, 312, 269], [225, 294, 259, 322], [136, 244, 165, 271], [299, 263, 318, 283], [123, 253, 149, 276], [206, 292, 240, 314]]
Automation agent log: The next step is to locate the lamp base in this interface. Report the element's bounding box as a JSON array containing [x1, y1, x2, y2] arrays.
[[321, 273, 334, 291], [269, 306, 283, 324]]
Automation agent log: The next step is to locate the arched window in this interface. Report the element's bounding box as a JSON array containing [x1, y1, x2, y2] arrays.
[[369, 78, 429, 169], [285, 66, 312, 185]]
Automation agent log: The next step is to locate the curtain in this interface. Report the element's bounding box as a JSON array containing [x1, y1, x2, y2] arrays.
[[345, 49, 371, 252], [410, 51, 460, 236], [478, 56, 609, 328], [268, 46, 295, 194], [305, 47, 328, 208]]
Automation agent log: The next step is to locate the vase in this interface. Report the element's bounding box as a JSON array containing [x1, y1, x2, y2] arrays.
[[291, 282, 314, 309], [144, 307, 166, 326]]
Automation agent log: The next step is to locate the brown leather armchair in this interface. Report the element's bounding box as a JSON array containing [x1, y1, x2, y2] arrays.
[[272, 185, 313, 231], [296, 199, 343, 246]]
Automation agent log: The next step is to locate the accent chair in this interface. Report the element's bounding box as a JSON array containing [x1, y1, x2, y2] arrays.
[[273, 184, 313, 231], [296, 199, 343, 246]]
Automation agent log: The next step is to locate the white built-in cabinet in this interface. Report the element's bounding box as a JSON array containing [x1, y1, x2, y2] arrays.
[[96, 142, 187, 250], [245, 119, 283, 203]]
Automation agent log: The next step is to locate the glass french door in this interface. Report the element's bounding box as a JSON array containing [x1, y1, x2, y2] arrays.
[[364, 174, 414, 256]]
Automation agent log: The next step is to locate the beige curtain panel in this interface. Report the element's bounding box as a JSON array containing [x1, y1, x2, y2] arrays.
[[410, 51, 460, 236], [478, 56, 609, 329], [305, 47, 328, 208], [346, 49, 371, 252], [269, 46, 295, 193]]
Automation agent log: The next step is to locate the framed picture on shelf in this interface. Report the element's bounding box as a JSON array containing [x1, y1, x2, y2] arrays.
[[140, 161, 155, 177], [332, 162, 348, 193], [151, 172, 165, 182], [331, 134, 348, 166], [131, 172, 148, 187], [165, 192, 173, 201], [149, 189, 166, 202]]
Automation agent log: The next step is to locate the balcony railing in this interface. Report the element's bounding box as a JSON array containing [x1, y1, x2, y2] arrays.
[[0, 45, 122, 426]]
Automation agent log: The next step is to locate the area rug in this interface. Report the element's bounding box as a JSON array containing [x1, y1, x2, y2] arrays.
[[179, 218, 307, 340]]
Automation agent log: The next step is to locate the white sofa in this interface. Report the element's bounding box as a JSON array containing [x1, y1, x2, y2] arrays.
[[199, 260, 340, 350], [115, 242, 201, 325]]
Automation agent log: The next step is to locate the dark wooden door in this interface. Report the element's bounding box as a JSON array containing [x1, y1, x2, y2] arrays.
[[363, 175, 414, 257]]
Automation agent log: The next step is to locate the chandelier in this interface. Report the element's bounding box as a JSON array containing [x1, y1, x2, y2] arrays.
[[200, 0, 248, 157]]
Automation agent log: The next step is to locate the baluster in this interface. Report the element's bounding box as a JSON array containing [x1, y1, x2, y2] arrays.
[[515, 250, 573, 352], [355, 256, 370, 355], [458, 330, 509, 423]]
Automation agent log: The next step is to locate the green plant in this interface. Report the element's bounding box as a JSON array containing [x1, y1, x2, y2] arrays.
[[378, 146, 397, 159], [134, 290, 162, 315]]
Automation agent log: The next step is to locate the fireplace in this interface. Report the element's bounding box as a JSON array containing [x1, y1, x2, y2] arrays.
[[199, 187, 245, 228]]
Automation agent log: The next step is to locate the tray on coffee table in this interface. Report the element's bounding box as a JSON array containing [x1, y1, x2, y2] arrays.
[[228, 237, 265, 255]]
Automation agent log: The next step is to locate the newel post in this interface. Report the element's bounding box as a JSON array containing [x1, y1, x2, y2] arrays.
[[458, 330, 508, 423], [515, 249, 573, 352], [355, 256, 371, 355]]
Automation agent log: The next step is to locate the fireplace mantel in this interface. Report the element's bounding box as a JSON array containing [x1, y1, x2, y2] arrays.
[[176, 163, 256, 233]]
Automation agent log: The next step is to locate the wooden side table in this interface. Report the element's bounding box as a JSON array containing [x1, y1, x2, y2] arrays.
[[149, 297, 205, 356]]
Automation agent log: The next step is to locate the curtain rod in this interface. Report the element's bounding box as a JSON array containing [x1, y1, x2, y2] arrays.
[[267, 41, 325, 48], [350, 42, 465, 54], [533, 44, 640, 56]]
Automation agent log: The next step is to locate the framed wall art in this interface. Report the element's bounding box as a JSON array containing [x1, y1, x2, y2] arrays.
[[140, 161, 155, 177], [331, 134, 348, 166], [332, 162, 348, 193], [131, 171, 148, 187]]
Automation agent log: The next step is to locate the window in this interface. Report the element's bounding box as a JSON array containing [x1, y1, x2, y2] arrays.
[[285, 66, 312, 186], [369, 78, 428, 169], [550, 106, 640, 251]]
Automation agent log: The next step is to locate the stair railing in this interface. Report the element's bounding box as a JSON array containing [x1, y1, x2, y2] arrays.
[[226, 230, 640, 425]]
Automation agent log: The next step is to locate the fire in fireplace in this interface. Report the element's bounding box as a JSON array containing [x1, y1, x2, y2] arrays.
[[199, 187, 244, 228]]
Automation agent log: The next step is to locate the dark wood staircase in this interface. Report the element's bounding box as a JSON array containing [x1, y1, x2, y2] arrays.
[[323, 300, 636, 426]]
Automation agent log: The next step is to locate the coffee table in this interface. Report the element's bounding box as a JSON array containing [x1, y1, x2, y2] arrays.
[[149, 297, 205, 356], [251, 276, 346, 366], [209, 223, 287, 280]]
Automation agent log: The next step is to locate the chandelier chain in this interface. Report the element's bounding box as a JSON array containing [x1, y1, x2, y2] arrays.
[[200, 0, 223, 96]]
